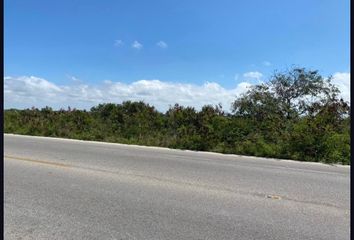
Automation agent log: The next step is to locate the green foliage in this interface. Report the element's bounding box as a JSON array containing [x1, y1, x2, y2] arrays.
[[4, 67, 350, 164]]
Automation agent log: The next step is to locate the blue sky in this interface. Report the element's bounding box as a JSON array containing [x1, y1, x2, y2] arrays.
[[4, 0, 350, 111]]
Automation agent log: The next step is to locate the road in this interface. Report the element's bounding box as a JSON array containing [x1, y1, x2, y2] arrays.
[[4, 134, 350, 240]]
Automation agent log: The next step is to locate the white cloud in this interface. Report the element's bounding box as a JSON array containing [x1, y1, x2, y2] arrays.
[[331, 72, 350, 102], [132, 40, 143, 50], [114, 40, 124, 47], [156, 41, 168, 48], [4, 76, 252, 112], [66, 75, 82, 83], [262, 61, 272, 66], [4, 76, 63, 107], [243, 71, 263, 81], [5, 72, 349, 112]]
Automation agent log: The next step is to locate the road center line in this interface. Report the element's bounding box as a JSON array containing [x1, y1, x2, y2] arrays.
[[5, 155, 72, 168]]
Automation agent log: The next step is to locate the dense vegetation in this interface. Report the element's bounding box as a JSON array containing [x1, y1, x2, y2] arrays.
[[4, 68, 350, 164]]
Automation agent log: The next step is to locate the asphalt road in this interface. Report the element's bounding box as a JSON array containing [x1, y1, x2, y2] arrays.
[[4, 134, 350, 240]]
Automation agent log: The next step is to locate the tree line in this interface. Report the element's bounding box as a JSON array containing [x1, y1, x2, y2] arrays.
[[4, 68, 350, 164]]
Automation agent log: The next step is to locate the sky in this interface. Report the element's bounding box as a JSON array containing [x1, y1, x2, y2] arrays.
[[4, 0, 350, 112]]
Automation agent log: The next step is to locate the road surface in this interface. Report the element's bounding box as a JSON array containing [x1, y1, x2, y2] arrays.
[[4, 134, 350, 239]]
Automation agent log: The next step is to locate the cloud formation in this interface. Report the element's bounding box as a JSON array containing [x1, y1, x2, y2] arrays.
[[4, 72, 349, 112], [4, 76, 253, 112], [243, 71, 263, 81], [331, 72, 350, 102], [132, 41, 143, 50], [114, 40, 123, 47], [262, 61, 272, 66], [156, 41, 168, 48]]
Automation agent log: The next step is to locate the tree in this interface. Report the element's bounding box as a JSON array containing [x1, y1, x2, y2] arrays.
[[268, 67, 341, 119], [231, 67, 350, 163]]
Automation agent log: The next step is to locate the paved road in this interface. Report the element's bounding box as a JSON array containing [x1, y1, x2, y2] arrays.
[[4, 134, 350, 240]]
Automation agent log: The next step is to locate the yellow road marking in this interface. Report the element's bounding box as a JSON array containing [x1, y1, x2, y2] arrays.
[[4, 155, 71, 168], [266, 194, 282, 200]]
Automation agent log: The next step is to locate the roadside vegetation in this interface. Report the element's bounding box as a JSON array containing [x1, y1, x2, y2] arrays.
[[4, 68, 350, 164]]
